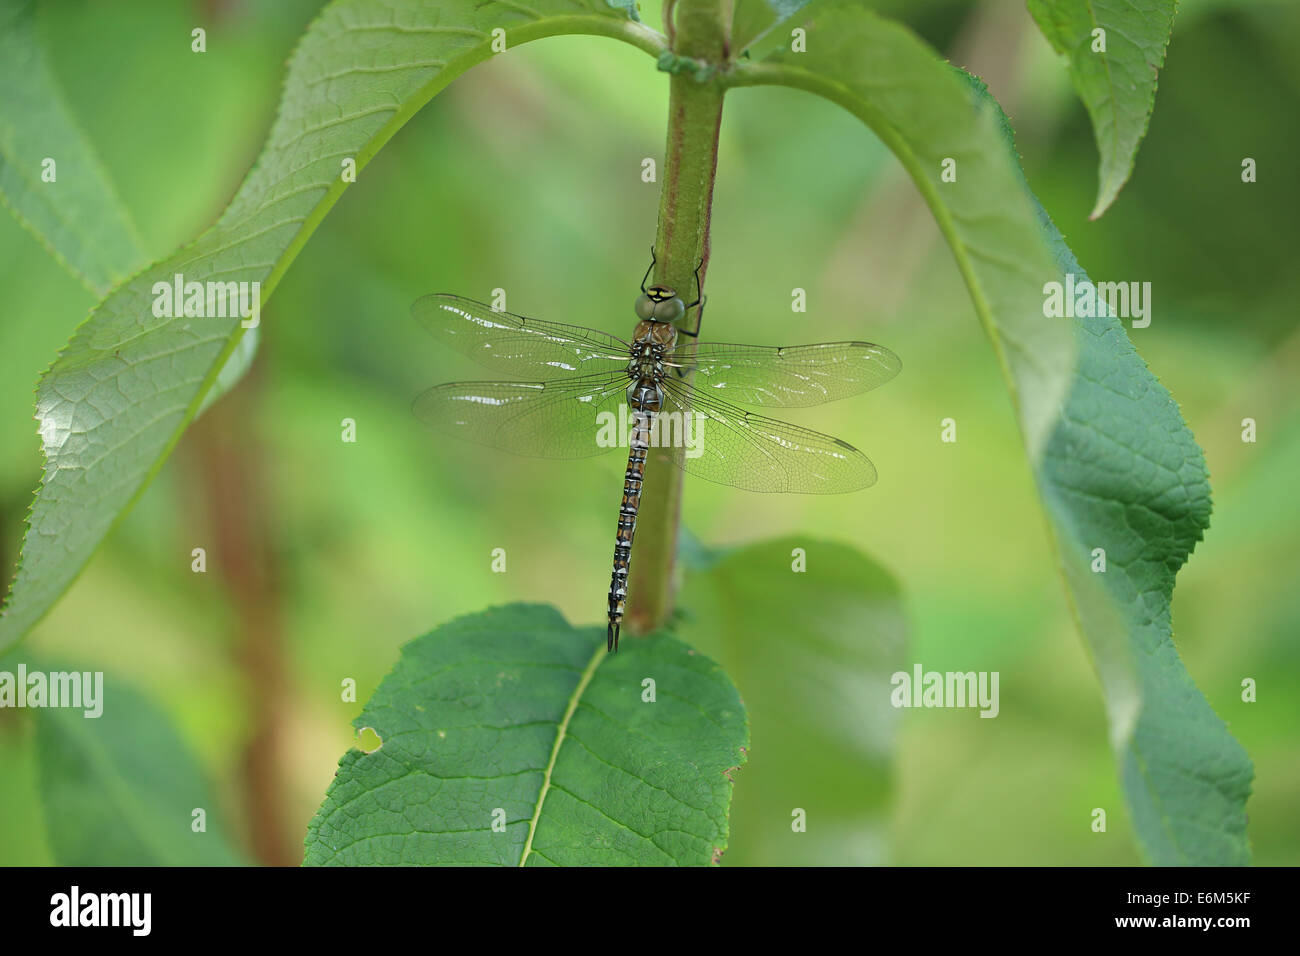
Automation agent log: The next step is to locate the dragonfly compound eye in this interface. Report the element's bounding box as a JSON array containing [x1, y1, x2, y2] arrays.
[[634, 293, 656, 321], [653, 296, 686, 323]]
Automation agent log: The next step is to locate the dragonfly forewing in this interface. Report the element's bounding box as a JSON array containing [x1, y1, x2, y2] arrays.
[[669, 340, 901, 407], [412, 294, 630, 379]]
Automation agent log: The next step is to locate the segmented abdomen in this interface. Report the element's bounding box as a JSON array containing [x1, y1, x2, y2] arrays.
[[607, 400, 655, 652]]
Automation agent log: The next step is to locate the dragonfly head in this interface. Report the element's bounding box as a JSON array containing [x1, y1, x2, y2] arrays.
[[635, 286, 686, 323]]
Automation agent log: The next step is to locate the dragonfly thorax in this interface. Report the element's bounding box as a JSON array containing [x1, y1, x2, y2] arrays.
[[631, 319, 677, 348], [626, 319, 677, 384]]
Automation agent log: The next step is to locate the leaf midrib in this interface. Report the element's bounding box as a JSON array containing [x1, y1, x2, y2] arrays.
[[518, 641, 605, 866]]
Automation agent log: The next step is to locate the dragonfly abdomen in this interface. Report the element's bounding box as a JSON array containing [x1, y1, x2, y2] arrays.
[[607, 386, 660, 652]]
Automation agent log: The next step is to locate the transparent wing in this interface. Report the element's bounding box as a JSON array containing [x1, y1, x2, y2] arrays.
[[658, 377, 877, 493], [412, 294, 629, 379], [670, 340, 901, 407], [412, 372, 631, 459]]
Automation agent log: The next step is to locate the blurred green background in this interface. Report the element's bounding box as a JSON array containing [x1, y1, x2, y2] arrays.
[[0, 0, 1296, 865]]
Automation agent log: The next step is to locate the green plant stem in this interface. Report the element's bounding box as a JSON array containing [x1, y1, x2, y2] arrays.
[[625, 0, 728, 637]]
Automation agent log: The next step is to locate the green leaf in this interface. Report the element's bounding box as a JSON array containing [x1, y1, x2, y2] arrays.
[[29, 665, 244, 865], [0, 0, 664, 651], [0, 0, 148, 294], [730, 0, 810, 55], [977, 66, 1252, 866], [1027, 0, 1178, 218], [730, 4, 1252, 864], [678, 536, 905, 865], [304, 604, 748, 866]]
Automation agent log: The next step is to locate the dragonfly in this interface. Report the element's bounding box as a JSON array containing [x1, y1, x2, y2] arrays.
[[411, 257, 901, 652]]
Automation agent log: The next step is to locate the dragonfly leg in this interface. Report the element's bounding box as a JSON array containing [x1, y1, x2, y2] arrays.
[[640, 245, 657, 294], [679, 293, 706, 339], [676, 257, 706, 341], [673, 294, 706, 384], [683, 257, 704, 309]]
